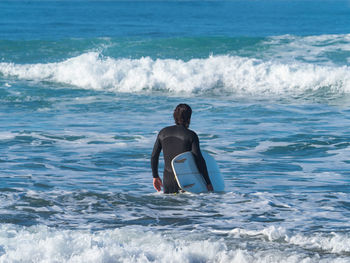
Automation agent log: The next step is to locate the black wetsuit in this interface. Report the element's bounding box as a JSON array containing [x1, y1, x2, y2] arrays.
[[151, 124, 211, 193]]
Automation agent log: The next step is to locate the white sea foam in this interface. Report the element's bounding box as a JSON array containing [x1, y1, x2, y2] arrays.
[[264, 34, 350, 65], [230, 226, 350, 254], [0, 224, 349, 263], [0, 132, 16, 140], [0, 130, 147, 151], [1, 52, 350, 96]]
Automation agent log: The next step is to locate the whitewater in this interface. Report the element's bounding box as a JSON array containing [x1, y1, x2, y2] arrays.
[[1, 52, 350, 95]]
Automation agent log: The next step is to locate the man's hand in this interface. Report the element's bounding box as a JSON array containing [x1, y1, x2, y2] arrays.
[[207, 184, 213, 192], [153, 177, 163, 192]]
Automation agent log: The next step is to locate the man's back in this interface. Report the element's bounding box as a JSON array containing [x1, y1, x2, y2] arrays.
[[157, 125, 197, 173]]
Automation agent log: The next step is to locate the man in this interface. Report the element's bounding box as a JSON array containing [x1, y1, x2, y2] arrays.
[[151, 104, 213, 193]]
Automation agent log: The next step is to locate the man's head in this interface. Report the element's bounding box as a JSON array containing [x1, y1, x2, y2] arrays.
[[173, 104, 192, 128]]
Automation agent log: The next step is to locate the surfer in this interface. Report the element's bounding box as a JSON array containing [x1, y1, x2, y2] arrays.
[[151, 103, 213, 193]]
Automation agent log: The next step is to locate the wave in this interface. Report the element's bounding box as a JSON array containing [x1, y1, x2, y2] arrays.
[[229, 226, 350, 254], [260, 34, 350, 65], [1, 52, 350, 97], [0, 224, 348, 263], [2, 34, 350, 64]]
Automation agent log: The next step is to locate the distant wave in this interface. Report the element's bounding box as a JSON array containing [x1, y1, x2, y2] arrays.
[[1, 52, 350, 96]]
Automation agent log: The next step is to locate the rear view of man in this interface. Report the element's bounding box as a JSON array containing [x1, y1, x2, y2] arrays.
[[151, 104, 213, 193]]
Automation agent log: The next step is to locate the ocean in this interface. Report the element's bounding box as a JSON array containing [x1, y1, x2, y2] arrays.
[[1, 0, 350, 262]]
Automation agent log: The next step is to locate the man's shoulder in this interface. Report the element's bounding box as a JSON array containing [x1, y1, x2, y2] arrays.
[[159, 125, 176, 132], [159, 125, 197, 138], [158, 125, 176, 135], [187, 128, 198, 138]]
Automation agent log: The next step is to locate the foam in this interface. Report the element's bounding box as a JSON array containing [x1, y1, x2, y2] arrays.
[[0, 224, 348, 263], [264, 34, 350, 65], [1, 52, 350, 96], [0, 132, 16, 140], [0, 130, 146, 151], [229, 226, 350, 254]]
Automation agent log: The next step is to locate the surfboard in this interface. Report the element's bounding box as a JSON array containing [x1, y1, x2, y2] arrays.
[[171, 151, 225, 193]]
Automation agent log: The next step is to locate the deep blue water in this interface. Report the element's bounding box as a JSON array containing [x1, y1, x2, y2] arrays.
[[1, 1, 350, 262], [1, 0, 350, 40]]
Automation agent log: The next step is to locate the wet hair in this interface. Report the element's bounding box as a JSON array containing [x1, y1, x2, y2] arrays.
[[173, 104, 192, 127]]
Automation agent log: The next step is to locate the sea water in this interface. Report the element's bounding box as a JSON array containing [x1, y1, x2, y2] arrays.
[[1, 0, 350, 262]]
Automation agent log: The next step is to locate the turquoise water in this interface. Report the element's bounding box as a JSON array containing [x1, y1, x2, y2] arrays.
[[1, 1, 350, 262]]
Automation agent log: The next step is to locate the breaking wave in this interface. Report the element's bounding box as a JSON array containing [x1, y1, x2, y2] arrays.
[[1, 224, 349, 263], [1, 52, 350, 97]]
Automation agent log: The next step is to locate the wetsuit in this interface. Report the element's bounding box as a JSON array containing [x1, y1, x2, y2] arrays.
[[151, 124, 211, 193]]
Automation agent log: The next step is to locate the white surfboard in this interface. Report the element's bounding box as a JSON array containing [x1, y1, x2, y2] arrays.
[[171, 151, 225, 193]]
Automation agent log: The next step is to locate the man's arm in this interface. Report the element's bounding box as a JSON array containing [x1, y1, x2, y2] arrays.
[[191, 133, 213, 190], [151, 134, 163, 191]]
